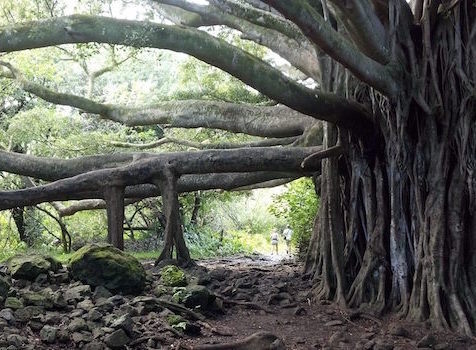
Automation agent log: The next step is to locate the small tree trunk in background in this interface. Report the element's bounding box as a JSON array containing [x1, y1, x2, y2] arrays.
[[104, 186, 125, 250], [11, 207, 28, 244], [190, 191, 201, 227], [155, 169, 192, 266]]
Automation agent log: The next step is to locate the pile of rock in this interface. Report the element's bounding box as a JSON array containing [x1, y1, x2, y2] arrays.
[[0, 245, 217, 350]]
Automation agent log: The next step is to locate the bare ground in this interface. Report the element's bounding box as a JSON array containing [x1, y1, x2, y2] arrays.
[[172, 255, 476, 350]]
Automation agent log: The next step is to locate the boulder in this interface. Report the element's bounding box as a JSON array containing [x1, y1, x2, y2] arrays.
[[69, 244, 146, 294], [7, 254, 61, 281], [160, 265, 187, 287], [182, 285, 215, 310], [104, 329, 130, 349]]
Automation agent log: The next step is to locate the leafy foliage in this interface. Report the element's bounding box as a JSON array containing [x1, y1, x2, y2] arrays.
[[269, 178, 318, 257]]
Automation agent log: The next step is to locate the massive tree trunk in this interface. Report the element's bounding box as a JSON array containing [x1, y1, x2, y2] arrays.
[[305, 1, 476, 335]]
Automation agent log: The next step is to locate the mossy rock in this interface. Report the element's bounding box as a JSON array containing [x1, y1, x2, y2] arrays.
[[160, 265, 187, 287], [183, 285, 215, 310], [7, 254, 61, 281], [68, 244, 146, 295]]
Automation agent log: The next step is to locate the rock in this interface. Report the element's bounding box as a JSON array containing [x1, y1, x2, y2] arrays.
[[434, 343, 449, 350], [21, 291, 53, 309], [6, 334, 25, 347], [104, 329, 131, 349], [87, 308, 103, 322], [110, 314, 133, 335], [71, 331, 93, 343], [182, 285, 215, 310], [83, 341, 105, 350], [95, 300, 114, 313], [329, 331, 349, 346], [42, 312, 61, 325], [4, 298, 23, 310], [69, 244, 146, 294], [14, 306, 43, 322], [160, 265, 187, 287], [417, 334, 437, 348], [34, 273, 48, 285], [293, 306, 307, 316], [325, 320, 344, 327], [64, 284, 91, 302], [93, 286, 112, 300], [57, 329, 70, 343], [77, 299, 94, 311], [0, 309, 15, 324], [7, 254, 61, 281], [39, 325, 57, 343], [0, 277, 10, 299], [29, 320, 44, 331], [374, 339, 394, 350], [389, 325, 410, 338], [68, 318, 88, 332]]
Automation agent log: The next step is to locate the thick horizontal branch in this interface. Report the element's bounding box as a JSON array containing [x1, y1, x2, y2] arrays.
[[0, 15, 373, 135], [154, 0, 321, 80], [261, 0, 400, 95], [0, 61, 314, 138], [0, 146, 334, 210], [0, 171, 309, 210], [109, 135, 299, 150]]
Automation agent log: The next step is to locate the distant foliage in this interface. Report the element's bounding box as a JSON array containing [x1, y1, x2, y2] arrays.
[[269, 178, 319, 257]]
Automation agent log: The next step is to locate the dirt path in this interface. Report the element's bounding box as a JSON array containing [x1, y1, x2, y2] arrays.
[[176, 254, 476, 350]]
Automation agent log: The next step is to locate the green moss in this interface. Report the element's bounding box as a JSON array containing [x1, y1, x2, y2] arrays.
[[7, 254, 61, 281], [166, 314, 185, 326], [69, 244, 146, 295], [160, 265, 187, 287]]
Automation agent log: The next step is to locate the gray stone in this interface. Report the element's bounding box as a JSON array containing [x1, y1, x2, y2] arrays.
[[71, 331, 92, 343], [21, 291, 53, 309], [39, 325, 57, 344], [68, 318, 88, 332], [417, 334, 437, 348], [93, 286, 112, 300], [389, 325, 410, 338], [183, 285, 215, 310], [14, 306, 43, 322], [0, 309, 15, 324], [110, 314, 133, 335], [7, 255, 61, 281], [325, 320, 344, 327], [87, 308, 103, 322], [64, 285, 91, 302], [104, 329, 131, 349], [57, 329, 70, 343], [83, 341, 105, 350], [77, 299, 94, 310], [4, 298, 23, 310], [6, 334, 24, 347]]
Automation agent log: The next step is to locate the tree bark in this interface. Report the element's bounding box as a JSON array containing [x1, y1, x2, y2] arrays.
[[104, 186, 125, 250]]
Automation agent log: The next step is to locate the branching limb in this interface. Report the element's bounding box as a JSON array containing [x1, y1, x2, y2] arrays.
[[109, 135, 299, 150], [0, 147, 325, 209], [261, 0, 400, 95], [0, 61, 314, 138], [154, 0, 322, 80], [0, 15, 373, 134], [328, 0, 390, 63]]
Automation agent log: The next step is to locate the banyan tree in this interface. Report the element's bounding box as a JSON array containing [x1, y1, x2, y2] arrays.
[[0, 0, 475, 335]]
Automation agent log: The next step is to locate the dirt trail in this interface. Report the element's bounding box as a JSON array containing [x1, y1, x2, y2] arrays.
[[177, 254, 476, 350]]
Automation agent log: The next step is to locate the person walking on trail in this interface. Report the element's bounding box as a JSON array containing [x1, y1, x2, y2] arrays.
[[270, 230, 279, 255], [283, 225, 293, 255]]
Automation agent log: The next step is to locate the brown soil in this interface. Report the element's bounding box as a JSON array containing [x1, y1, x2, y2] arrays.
[[173, 255, 476, 350]]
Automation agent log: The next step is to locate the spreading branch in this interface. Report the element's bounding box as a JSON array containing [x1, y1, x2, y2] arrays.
[[261, 0, 400, 95], [0, 15, 373, 135], [0, 61, 314, 138]]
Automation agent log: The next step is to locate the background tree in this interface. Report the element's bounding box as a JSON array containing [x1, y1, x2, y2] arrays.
[[0, 0, 474, 334]]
